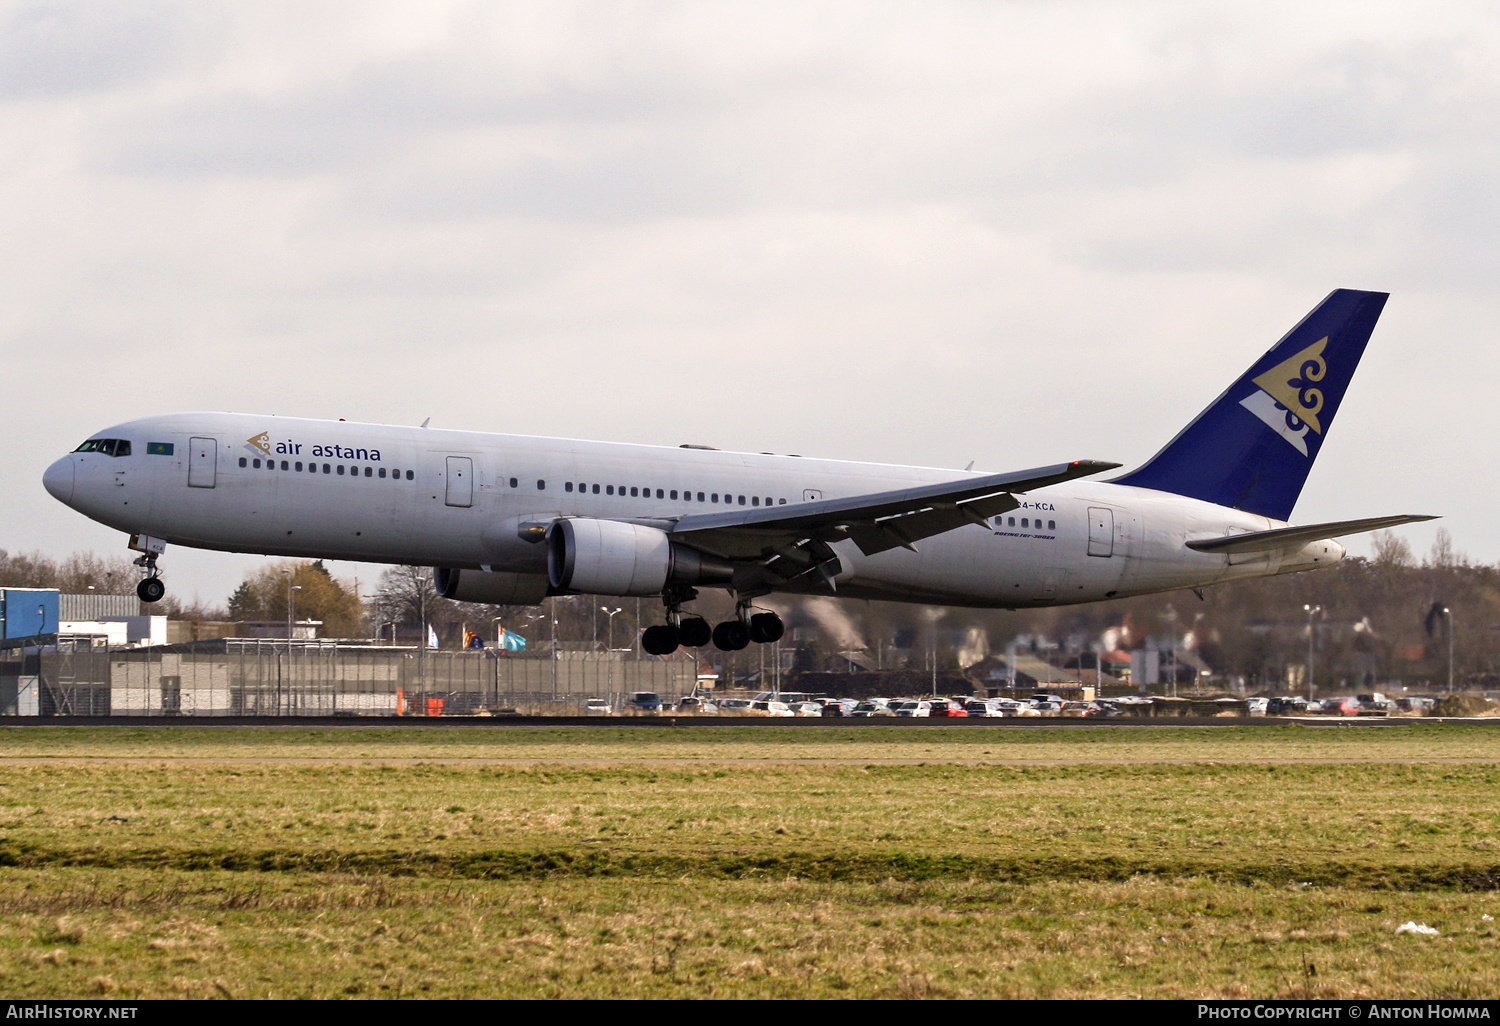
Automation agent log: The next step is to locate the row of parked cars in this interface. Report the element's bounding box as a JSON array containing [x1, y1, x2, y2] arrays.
[[590, 691, 1448, 718], [598, 692, 1132, 717]]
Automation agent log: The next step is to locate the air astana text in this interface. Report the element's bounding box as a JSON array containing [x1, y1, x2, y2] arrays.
[[247, 432, 381, 462]]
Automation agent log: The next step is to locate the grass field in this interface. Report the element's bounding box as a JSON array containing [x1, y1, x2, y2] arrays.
[[0, 723, 1496, 998]]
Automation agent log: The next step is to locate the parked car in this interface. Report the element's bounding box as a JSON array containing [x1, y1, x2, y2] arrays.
[[891, 700, 933, 717], [1244, 697, 1270, 716], [818, 698, 858, 717], [678, 695, 717, 713], [626, 691, 664, 713], [749, 700, 795, 717], [991, 698, 1036, 717], [849, 699, 894, 717], [928, 699, 969, 718], [584, 697, 612, 715], [716, 698, 755, 715]]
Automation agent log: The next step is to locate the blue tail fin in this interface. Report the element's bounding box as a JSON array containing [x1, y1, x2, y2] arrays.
[[1112, 289, 1388, 521]]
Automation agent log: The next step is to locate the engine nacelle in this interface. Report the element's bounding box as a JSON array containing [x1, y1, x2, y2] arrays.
[[433, 567, 549, 606], [546, 517, 733, 596]]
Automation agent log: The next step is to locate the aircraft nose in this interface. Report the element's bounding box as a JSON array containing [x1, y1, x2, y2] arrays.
[[42, 456, 74, 504]]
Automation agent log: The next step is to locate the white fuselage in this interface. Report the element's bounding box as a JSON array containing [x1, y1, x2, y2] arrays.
[[43, 412, 1344, 608]]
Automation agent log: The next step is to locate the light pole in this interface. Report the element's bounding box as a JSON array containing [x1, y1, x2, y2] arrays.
[[602, 607, 622, 696], [1440, 605, 1454, 691], [1303, 604, 1323, 700]]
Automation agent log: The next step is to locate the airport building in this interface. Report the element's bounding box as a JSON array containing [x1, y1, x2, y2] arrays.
[[0, 590, 696, 717]]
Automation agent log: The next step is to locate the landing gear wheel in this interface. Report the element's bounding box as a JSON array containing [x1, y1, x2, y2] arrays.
[[677, 617, 712, 648], [712, 620, 750, 652], [137, 577, 166, 604], [748, 612, 784, 644], [641, 624, 680, 656]]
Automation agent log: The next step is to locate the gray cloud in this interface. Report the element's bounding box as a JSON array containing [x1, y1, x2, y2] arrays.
[[6, 2, 1500, 603]]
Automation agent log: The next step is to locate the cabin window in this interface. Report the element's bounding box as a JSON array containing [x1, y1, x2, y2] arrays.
[[697, 492, 705, 502], [239, 457, 247, 468], [565, 482, 574, 492], [252, 458, 261, 469], [1008, 517, 1015, 526], [377, 468, 384, 478], [656, 488, 664, 499], [405, 470, 414, 481], [778, 498, 786, 504], [509, 477, 517, 488], [670, 490, 678, 500], [536, 479, 545, 490], [279, 461, 287, 471], [752, 496, 760, 506], [606, 485, 614, 495], [737, 495, 746, 505], [630, 487, 638, 497], [591, 484, 599, 494], [1048, 520, 1056, 530], [364, 466, 372, 477], [337, 465, 345, 475], [711, 493, 719, 503]]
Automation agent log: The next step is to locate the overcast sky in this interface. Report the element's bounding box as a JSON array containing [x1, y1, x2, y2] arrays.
[[5, 1, 1498, 606]]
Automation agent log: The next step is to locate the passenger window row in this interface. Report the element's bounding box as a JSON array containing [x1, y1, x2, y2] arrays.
[[559, 480, 787, 506], [238, 456, 414, 481], [1002, 516, 1057, 530]]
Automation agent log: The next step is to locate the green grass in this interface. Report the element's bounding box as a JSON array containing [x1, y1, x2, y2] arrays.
[[0, 724, 1495, 997]]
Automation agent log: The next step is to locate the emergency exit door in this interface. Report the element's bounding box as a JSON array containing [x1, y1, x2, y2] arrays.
[[1087, 507, 1114, 557], [445, 457, 473, 507], [187, 437, 216, 488]]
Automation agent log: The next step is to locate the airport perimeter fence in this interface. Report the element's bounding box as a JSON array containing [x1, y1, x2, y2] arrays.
[[0, 640, 698, 718]]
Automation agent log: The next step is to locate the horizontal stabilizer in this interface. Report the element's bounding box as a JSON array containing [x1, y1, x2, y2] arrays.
[[1185, 514, 1438, 555]]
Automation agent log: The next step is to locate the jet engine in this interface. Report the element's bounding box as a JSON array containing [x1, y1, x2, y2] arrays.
[[546, 517, 733, 596], [433, 567, 550, 606]]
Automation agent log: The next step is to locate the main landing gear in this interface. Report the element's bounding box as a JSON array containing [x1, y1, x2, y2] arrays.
[[640, 589, 785, 656]]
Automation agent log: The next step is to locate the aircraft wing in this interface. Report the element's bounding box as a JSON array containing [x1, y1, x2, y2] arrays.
[[662, 460, 1120, 569], [1184, 514, 1439, 555]]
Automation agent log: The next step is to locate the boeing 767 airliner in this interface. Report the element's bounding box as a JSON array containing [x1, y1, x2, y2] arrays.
[[43, 289, 1433, 654]]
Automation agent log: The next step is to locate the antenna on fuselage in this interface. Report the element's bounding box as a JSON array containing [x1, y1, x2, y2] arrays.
[[420, 418, 430, 428]]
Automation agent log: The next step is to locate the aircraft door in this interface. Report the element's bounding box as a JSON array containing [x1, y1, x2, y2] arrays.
[[803, 489, 823, 502], [188, 437, 216, 489], [1087, 507, 1114, 557], [445, 456, 474, 508]]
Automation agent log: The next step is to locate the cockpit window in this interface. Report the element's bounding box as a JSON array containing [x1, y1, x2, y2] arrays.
[[73, 438, 130, 457]]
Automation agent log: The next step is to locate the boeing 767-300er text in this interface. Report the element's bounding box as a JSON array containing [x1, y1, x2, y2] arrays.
[[43, 289, 1434, 654]]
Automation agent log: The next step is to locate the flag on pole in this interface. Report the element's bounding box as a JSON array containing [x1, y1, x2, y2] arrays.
[[500, 630, 527, 652], [427, 625, 439, 649], [463, 628, 485, 650]]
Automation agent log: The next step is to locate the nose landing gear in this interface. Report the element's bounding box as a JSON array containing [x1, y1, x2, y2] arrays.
[[128, 534, 167, 604], [133, 555, 165, 603]]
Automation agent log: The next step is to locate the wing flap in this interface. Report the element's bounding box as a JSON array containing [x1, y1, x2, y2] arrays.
[[1185, 514, 1438, 554]]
